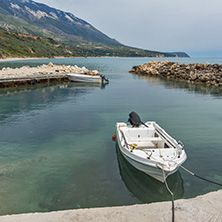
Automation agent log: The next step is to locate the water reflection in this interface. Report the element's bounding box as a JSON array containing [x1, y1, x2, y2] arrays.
[[0, 82, 107, 121], [134, 74, 222, 98], [0, 82, 107, 97], [0, 82, 108, 144], [116, 144, 184, 203]]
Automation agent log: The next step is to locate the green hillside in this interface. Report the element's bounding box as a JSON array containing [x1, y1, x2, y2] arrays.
[[0, 28, 189, 58], [0, 0, 189, 58], [0, 28, 75, 58]]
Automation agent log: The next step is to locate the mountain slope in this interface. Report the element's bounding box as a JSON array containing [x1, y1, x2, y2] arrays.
[[0, 0, 189, 58], [0, 0, 121, 46], [1, 27, 186, 58], [0, 27, 75, 58]]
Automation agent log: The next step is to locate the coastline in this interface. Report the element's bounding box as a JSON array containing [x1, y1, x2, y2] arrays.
[[0, 57, 65, 62], [0, 56, 119, 62], [0, 189, 221, 222]]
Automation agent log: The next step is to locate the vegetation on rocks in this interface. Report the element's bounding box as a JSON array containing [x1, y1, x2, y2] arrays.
[[130, 61, 222, 87]]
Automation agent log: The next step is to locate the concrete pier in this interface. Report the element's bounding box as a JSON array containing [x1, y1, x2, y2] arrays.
[[0, 74, 68, 87], [0, 63, 98, 88], [0, 189, 221, 222]]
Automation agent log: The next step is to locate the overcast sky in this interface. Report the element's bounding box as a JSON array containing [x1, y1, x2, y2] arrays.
[[35, 0, 222, 57]]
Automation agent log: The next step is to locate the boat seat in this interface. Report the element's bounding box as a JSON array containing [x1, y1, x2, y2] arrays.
[[125, 136, 162, 148], [137, 137, 162, 142], [135, 138, 162, 147], [122, 127, 155, 139], [134, 141, 157, 149], [121, 127, 163, 148]]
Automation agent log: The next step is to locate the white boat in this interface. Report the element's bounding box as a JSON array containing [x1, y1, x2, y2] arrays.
[[66, 73, 109, 83], [116, 112, 187, 183]]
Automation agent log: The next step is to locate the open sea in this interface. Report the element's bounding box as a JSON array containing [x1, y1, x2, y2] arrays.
[[0, 57, 222, 215]]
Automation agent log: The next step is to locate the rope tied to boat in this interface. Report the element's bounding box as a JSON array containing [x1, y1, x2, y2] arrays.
[[180, 165, 222, 186], [128, 143, 154, 159], [119, 129, 154, 158], [161, 162, 222, 222], [162, 168, 175, 222], [129, 143, 138, 150]]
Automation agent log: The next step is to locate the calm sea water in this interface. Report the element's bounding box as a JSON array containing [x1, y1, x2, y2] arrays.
[[0, 57, 222, 215]]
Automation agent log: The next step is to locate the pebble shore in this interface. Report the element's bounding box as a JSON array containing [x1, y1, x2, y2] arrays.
[[130, 60, 222, 87], [0, 62, 99, 88]]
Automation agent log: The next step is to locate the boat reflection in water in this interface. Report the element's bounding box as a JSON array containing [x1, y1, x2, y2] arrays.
[[68, 81, 109, 89], [116, 144, 184, 203]]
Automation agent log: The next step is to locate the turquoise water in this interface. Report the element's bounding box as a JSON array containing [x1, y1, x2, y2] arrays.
[[0, 57, 222, 215]]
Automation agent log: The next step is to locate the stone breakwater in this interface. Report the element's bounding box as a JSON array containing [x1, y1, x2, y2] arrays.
[[0, 62, 99, 88], [130, 60, 222, 87]]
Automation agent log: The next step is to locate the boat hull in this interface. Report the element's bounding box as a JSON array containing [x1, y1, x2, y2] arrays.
[[67, 73, 102, 83], [122, 152, 177, 182], [116, 145, 184, 202], [116, 122, 187, 183]]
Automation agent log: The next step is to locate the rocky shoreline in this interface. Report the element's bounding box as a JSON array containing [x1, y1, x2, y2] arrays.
[[0, 63, 99, 88], [130, 60, 222, 87]]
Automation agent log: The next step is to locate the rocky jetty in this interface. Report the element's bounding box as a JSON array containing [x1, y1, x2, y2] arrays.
[[130, 61, 222, 87], [0, 63, 99, 88]]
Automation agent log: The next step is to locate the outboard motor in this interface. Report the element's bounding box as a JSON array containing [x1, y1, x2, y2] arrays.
[[128, 111, 142, 127], [101, 75, 109, 83]]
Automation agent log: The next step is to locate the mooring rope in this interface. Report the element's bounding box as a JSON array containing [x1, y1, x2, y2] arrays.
[[161, 162, 222, 222], [161, 163, 222, 222], [162, 169, 175, 222], [180, 165, 222, 186]]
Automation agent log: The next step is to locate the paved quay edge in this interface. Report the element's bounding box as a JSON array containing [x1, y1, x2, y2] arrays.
[[0, 189, 221, 222]]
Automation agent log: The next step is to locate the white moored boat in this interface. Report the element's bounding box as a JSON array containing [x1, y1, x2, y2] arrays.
[[116, 112, 187, 183], [67, 73, 109, 83]]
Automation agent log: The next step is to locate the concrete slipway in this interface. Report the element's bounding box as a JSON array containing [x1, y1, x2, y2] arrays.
[[0, 189, 221, 222]]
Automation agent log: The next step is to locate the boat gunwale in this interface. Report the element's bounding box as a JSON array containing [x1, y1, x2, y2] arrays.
[[116, 122, 187, 172], [67, 73, 101, 78]]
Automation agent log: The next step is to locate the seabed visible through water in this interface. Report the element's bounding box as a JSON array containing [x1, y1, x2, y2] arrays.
[[0, 57, 222, 215]]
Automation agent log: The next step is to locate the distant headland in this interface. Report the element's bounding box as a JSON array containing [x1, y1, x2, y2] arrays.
[[0, 0, 189, 58]]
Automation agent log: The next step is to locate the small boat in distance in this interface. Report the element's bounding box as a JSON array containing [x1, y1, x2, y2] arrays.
[[67, 73, 109, 83], [116, 112, 187, 183]]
